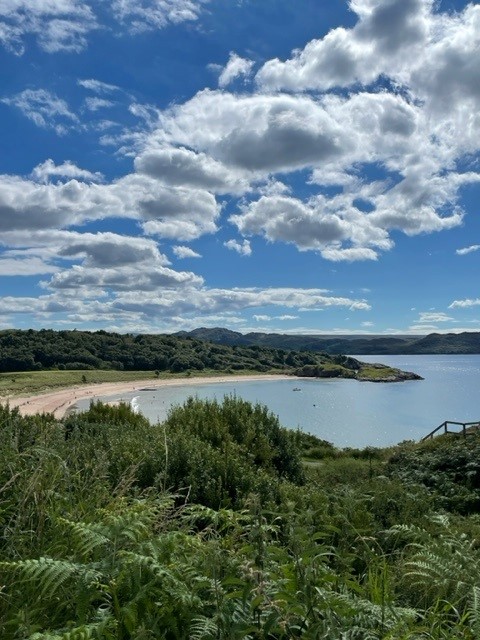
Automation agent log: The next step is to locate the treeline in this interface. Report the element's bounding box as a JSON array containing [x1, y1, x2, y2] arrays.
[[1, 398, 480, 638], [0, 328, 332, 374], [177, 327, 480, 354]]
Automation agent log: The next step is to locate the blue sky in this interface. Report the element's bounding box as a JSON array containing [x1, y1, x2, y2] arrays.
[[0, 0, 479, 336]]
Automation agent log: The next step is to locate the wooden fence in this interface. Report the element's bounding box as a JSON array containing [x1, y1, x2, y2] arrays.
[[421, 420, 480, 442]]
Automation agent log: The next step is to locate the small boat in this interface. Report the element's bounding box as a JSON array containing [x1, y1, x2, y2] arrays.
[[292, 387, 301, 391]]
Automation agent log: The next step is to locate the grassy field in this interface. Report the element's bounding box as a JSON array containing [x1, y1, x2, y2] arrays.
[[357, 365, 399, 380], [0, 368, 281, 397]]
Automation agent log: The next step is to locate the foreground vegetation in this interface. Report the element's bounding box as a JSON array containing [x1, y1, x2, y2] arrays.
[[0, 329, 421, 383], [1, 397, 480, 638]]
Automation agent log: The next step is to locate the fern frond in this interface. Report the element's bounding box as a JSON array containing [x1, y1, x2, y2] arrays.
[[28, 618, 114, 640], [1, 558, 98, 599], [189, 615, 219, 640], [58, 518, 110, 559], [466, 585, 480, 637]]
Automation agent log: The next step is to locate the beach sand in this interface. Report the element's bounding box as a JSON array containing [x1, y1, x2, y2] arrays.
[[1, 374, 293, 419]]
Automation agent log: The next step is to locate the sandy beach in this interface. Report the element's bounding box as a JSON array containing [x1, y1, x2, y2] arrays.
[[1, 374, 293, 419]]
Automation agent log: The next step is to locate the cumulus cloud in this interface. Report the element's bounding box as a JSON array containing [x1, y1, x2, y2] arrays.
[[55, 232, 171, 268], [218, 52, 254, 88], [135, 145, 250, 194], [173, 246, 202, 258], [31, 159, 104, 183], [7, 230, 204, 294], [0, 255, 58, 276], [1, 89, 78, 134], [230, 194, 390, 259], [47, 263, 202, 291], [157, 91, 350, 173], [224, 239, 252, 256], [151, 83, 473, 258], [449, 298, 480, 309], [0, 172, 220, 239], [256, 0, 434, 92]]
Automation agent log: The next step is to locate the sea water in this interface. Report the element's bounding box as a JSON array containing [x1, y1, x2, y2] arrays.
[[74, 355, 480, 448]]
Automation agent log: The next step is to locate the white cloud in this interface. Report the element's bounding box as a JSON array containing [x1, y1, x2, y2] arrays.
[[158, 90, 348, 173], [0, 172, 220, 239], [84, 97, 115, 112], [230, 194, 390, 259], [0, 255, 58, 276], [0, 285, 371, 328], [31, 159, 104, 183], [152, 85, 473, 259], [218, 52, 254, 88], [456, 245, 480, 256], [449, 298, 480, 309], [224, 239, 252, 256], [55, 232, 171, 268], [255, 0, 438, 93], [135, 145, 250, 194], [110, 0, 208, 33], [0, 1, 208, 55], [2, 89, 78, 134], [111, 287, 371, 319], [173, 245, 202, 259], [78, 79, 120, 93], [252, 313, 299, 322], [418, 312, 453, 323], [47, 263, 202, 291], [0, 0, 97, 54], [321, 247, 378, 262]]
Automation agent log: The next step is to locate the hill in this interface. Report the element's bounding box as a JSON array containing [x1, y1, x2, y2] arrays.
[[175, 328, 480, 354]]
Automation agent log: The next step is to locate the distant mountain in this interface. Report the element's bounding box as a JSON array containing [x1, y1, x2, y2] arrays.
[[174, 329, 480, 355]]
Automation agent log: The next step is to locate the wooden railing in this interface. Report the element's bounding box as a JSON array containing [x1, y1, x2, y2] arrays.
[[421, 420, 480, 442]]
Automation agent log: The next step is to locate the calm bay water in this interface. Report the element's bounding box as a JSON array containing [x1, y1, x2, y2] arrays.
[[75, 355, 480, 448]]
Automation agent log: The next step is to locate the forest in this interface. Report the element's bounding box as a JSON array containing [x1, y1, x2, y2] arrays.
[[0, 329, 420, 382], [1, 396, 480, 638], [0, 328, 338, 373]]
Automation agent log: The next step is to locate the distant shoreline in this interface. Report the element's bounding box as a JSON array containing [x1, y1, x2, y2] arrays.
[[1, 373, 294, 419]]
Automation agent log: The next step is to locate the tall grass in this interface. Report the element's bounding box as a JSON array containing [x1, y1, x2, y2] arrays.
[[1, 399, 480, 638]]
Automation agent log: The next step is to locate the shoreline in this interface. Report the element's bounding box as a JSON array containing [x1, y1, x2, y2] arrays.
[[1, 374, 294, 419]]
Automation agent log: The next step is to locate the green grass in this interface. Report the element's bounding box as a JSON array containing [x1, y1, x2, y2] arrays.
[[357, 365, 398, 380], [0, 367, 284, 398]]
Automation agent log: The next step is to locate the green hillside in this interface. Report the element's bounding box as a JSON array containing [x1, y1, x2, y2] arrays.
[[177, 327, 480, 354], [0, 329, 421, 386]]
